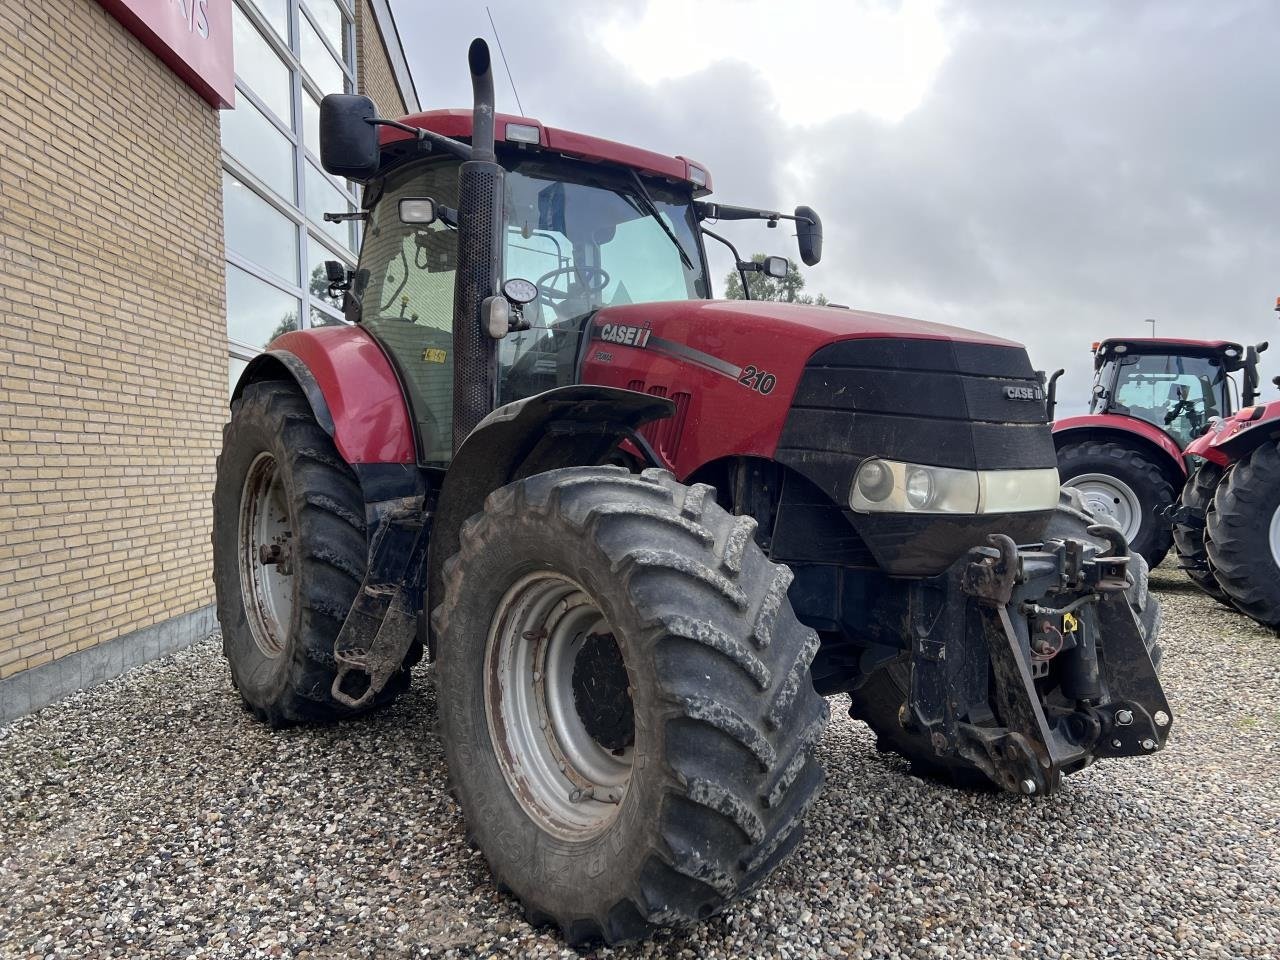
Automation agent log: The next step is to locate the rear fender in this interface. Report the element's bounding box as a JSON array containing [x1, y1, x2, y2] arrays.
[[425, 385, 674, 659], [233, 327, 416, 465], [1053, 415, 1187, 479]]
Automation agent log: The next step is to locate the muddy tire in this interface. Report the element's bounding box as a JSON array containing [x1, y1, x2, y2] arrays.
[[432, 466, 828, 945], [1205, 440, 1280, 628], [1172, 463, 1233, 606], [848, 488, 1161, 788], [1057, 440, 1176, 569], [213, 380, 410, 726]]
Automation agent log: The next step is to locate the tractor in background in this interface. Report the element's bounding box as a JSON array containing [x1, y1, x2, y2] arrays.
[[212, 39, 1172, 945], [1172, 301, 1280, 625], [1052, 337, 1267, 567]]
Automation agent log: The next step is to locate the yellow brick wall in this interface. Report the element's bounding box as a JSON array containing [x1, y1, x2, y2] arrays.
[[0, 0, 224, 678], [356, 0, 408, 118]]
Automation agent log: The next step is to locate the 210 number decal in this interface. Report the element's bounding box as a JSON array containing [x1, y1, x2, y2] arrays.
[[737, 365, 777, 395]]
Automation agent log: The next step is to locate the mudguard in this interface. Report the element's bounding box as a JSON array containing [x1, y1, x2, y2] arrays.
[[1053, 414, 1187, 477], [424, 385, 674, 658], [1195, 400, 1280, 464], [233, 327, 416, 465]]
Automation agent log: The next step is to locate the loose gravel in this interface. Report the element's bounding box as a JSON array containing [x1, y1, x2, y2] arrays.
[[2, 565, 1278, 959]]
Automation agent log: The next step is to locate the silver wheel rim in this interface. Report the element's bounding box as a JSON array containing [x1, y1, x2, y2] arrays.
[[1270, 503, 1280, 568], [484, 572, 634, 840], [238, 452, 295, 658], [1063, 472, 1143, 543]]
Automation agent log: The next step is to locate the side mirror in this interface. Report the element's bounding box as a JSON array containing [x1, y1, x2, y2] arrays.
[[320, 94, 380, 180], [399, 197, 437, 224], [762, 255, 788, 279], [795, 205, 823, 266]]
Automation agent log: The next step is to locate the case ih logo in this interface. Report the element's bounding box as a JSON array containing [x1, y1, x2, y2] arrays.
[[1004, 384, 1045, 401], [598, 323, 652, 348]]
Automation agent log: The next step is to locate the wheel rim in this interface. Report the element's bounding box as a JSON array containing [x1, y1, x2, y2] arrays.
[[484, 572, 635, 841], [1062, 472, 1143, 543], [1270, 503, 1280, 568], [238, 452, 296, 658]]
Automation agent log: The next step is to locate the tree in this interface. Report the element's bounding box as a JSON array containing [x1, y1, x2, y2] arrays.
[[723, 254, 828, 305], [267, 264, 342, 343]]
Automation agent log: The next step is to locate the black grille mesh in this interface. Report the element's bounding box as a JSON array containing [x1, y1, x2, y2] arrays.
[[451, 160, 504, 453]]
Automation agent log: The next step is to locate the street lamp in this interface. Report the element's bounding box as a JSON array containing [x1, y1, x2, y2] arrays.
[[1144, 318, 1156, 337]]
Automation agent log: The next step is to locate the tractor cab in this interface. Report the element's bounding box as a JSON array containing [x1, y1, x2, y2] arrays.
[[1089, 338, 1260, 447], [325, 107, 819, 465]]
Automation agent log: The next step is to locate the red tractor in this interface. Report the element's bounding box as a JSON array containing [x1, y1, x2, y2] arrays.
[[1171, 301, 1280, 626], [213, 41, 1171, 944], [1051, 337, 1267, 567]]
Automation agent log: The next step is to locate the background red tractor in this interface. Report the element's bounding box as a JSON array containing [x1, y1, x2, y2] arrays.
[[1171, 301, 1280, 626], [212, 40, 1172, 944], [1051, 337, 1267, 567]]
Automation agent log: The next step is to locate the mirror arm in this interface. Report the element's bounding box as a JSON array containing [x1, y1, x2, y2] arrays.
[[367, 118, 474, 161], [701, 226, 751, 301]]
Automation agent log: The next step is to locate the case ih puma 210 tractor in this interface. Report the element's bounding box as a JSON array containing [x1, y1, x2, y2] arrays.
[[213, 41, 1170, 944], [1053, 336, 1267, 568]]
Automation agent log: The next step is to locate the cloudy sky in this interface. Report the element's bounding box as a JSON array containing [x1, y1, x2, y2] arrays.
[[390, 0, 1280, 414]]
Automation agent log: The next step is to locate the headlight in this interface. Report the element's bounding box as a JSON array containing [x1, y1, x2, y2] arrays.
[[849, 459, 1060, 514]]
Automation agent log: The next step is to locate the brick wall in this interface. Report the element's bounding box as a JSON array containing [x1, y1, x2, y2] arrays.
[[0, 0, 225, 679], [356, 0, 407, 118]]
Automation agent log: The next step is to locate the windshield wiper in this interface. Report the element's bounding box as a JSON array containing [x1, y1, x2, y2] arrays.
[[622, 169, 694, 272]]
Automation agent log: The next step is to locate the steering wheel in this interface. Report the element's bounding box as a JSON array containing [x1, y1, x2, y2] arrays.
[[535, 265, 611, 305]]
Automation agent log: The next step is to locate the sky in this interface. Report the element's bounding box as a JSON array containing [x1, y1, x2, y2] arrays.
[[389, 0, 1280, 415]]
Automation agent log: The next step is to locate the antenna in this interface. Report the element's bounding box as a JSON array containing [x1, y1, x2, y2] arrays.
[[485, 6, 525, 117]]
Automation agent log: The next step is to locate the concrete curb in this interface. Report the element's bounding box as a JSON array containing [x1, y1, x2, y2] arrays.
[[0, 605, 217, 726]]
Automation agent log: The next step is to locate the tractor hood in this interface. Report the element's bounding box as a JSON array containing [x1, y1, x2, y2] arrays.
[[581, 298, 1055, 576], [592, 299, 1023, 356]]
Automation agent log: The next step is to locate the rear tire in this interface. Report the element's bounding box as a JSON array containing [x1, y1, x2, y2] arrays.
[[1205, 440, 1280, 628], [849, 488, 1161, 788], [432, 467, 828, 944], [1057, 439, 1176, 569], [1172, 463, 1234, 605], [213, 380, 410, 726]]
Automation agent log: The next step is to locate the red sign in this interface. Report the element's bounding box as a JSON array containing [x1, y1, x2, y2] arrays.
[[97, 0, 235, 108]]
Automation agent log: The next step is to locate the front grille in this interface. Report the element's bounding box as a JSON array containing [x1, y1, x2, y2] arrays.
[[778, 338, 1055, 471]]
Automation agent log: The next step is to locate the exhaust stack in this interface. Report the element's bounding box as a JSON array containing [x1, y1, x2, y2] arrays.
[[451, 38, 504, 453]]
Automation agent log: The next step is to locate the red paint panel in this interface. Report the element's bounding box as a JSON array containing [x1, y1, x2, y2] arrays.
[[1204, 400, 1280, 462], [272, 327, 415, 465], [97, 0, 234, 107], [1053, 414, 1187, 473], [384, 110, 711, 191], [1183, 430, 1229, 466], [582, 300, 1021, 480]]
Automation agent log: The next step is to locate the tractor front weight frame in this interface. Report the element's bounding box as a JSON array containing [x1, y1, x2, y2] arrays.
[[900, 532, 1171, 795]]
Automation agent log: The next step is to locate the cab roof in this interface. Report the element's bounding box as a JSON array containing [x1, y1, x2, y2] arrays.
[[1093, 337, 1245, 370], [378, 109, 713, 196]]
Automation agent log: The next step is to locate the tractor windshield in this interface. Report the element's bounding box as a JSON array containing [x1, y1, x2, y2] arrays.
[[352, 155, 706, 465], [1095, 353, 1229, 446]]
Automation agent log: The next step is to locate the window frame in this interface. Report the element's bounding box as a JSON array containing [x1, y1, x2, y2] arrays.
[[222, 0, 362, 397]]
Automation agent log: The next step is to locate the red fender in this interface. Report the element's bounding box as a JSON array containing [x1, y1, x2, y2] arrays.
[[1183, 427, 1229, 466], [1199, 400, 1280, 465], [248, 327, 416, 465], [1052, 414, 1187, 477]]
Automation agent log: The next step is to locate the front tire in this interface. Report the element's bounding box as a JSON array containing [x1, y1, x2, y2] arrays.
[[1205, 441, 1280, 628], [1058, 439, 1176, 568], [432, 467, 828, 944], [1172, 463, 1233, 605], [213, 380, 410, 726]]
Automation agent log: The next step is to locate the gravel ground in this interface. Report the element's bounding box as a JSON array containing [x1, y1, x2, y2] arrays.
[[2, 564, 1278, 959]]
